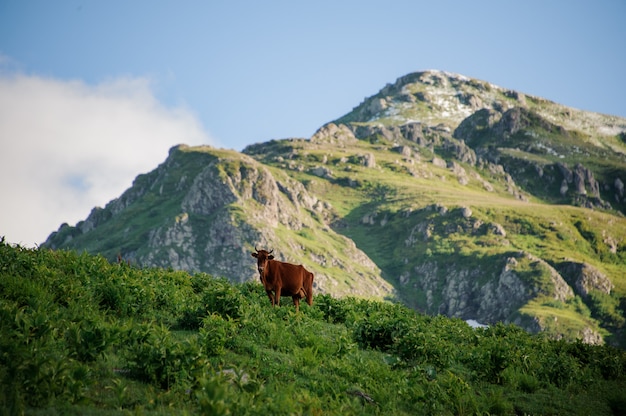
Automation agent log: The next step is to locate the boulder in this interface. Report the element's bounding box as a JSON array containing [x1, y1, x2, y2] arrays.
[[557, 261, 613, 297], [311, 123, 357, 144], [392, 145, 411, 158]]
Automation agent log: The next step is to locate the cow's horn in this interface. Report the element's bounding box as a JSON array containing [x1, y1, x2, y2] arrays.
[[269, 248, 274, 254], [254, 245, 259, 252]]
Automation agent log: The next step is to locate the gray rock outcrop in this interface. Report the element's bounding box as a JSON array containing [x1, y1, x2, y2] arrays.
[[557, 261, 613, 298]]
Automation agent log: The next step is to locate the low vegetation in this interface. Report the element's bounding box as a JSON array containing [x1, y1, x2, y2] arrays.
[[2, 240, 626, 415]]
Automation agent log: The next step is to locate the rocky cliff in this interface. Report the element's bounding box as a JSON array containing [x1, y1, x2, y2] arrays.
[[45, 145, 394, 299], [44, 70, 626, 347]]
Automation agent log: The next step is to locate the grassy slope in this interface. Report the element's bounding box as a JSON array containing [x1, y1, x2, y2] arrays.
[[2, 241, 626, 415]]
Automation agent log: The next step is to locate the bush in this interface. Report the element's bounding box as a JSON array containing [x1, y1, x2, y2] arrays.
[[315, 294, 355, 324], [123, 322, 205, 389], [199, 313, 233, 356], [501, 367, 541, 393], [201, 278, 247, 320], [464, 323, 538, 384], [395, 330, 454, 371], [65, 318, 114, 362], [95, 274, 132, 315], [178, 277, 248, 330], [0, 302, 89, 410], [352, 302, 411, 351]]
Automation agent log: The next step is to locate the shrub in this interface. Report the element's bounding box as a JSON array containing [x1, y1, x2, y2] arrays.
[[501, 367, 541, 393], [178, 277, 248, 330], [395, 330, 454, 371], [178, 306, 204, 330], [465, 323, 538, 384], [65, 318, 113, 362], [315, 294, 355, 324], [200, 277, 247, 320], [352, 302, 410, 351], [539, 351, 582, 387], [0, 302, 88, 410], [123, 322, 205, 389], [199, 313, 233, 356], [483, 388, 514, 416], [96, 274, 131, 315]]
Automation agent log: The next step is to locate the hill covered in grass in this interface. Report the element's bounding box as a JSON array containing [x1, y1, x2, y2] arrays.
[[2, 240, 626, 415], [42, 70, 626, 347]]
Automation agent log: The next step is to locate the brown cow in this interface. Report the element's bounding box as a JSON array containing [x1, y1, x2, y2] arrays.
[[251, 247, 314, 311]]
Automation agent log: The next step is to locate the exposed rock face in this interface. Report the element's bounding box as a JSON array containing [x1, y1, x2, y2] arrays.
[[348, 123, 447, 148], [44, 145, 394, 297], [453, 108, 501, 145], [309, 165, 333, 179], [432, 157, 447, 168], [408, 250, 577, 332], [311, 123, 358, 145], [367, 97, 388, 115], [575, 163, 600, 197], [414, 260, 524, 324], [362, 153, 376, 168], [557, 163, 574, 184], [181, 161, 239, 216], [489, 222, 507, 237], [393, 145, 411, 158], [557, 261, 613, 298], [477, 257, 530, 322], [579, 327, 604, 345], [452, 103, 623, 212]]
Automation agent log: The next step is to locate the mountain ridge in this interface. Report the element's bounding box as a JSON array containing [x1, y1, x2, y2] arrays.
[[42, 70, 626, 346]]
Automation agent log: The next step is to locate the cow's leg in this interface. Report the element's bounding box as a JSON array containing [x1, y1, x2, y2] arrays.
[[266, 290, 275, 306], [292, 295, 300, 312], [274, 287, 281, 307]]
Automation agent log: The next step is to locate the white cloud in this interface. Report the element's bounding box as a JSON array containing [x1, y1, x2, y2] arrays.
[[0, 73, 214, 247]]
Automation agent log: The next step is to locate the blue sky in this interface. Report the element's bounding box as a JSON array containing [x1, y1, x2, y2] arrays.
[[1, 0, 625, 246]]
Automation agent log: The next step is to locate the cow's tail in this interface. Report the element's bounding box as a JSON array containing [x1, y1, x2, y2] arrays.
[[305, 273, 314, 306]]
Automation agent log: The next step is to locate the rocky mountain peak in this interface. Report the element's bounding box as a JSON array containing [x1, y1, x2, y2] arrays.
[[335, 70, 523, 129], [336, 70, 626, 141]]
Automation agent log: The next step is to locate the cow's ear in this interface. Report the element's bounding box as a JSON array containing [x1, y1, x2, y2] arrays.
[[268, 255, 274, 260], [251, 253, 258, 258]]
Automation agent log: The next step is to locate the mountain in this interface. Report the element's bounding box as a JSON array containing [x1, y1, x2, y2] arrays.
[[43, 70, 626, 346]]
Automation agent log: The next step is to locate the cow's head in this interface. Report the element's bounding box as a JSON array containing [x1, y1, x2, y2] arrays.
[[251, 247, 274, 276]]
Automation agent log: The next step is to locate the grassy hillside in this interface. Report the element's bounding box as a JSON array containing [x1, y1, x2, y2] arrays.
[[2, 240, 626, 415]]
